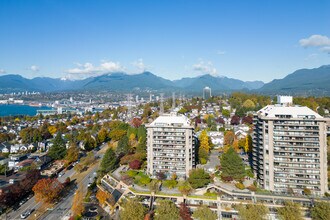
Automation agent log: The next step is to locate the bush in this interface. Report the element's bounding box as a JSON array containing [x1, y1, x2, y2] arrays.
[[200, 158, 207, 165], [235, 182, 245, 190], [127, 170, 138, 177], [163, 180, 178, 189], [204, 191, 218, 197], [247, 184, 257, 192]]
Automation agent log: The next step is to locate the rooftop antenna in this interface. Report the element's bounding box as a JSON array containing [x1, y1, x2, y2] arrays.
[[172, 92, 175, 110], [160, 93, 164, 115]]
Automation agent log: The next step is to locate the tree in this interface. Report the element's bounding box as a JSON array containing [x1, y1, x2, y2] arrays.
[[224, 130, 235, 146], [311, 201, 330, 220], [131, 118, 142, 128], [129, 159, 142, 170], [178, 181, 193, 196], [236, 203, 269, 220], [154, 199, 179, 220], [72, 187, 84, 217], [243, 99, 256, 109], [230, 115, 240, 125], [244, 135, 252, 153], [222, 109, 230, 118], [163, 180, 178, 189], [192, 205, 217, 220], [100, 148, 118, 174], [199, 130, 210, 152], [33, 178, 64, 203], [242, 116, 253, 125], [148, 179, 160, 193], [65, 144, 79, 164], [277, 201, 304, 220], [116, 136, 130, 154], [179, 202, 192, 220], [220, 147, 245, 181], [96, 189, 112, 206], [188, 169, 211, 189], [97, 128, 108, 143], [48, 132, 66, 160], [120, 198, 147, 220]]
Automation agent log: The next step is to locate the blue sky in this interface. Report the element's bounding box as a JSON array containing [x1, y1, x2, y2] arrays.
[[0, 0, 329, 82]]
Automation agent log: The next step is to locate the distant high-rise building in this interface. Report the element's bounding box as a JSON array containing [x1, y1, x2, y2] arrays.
[[253, 104, 329, 195], [203, 86, 212, 99], [146, 113, 197, 178]]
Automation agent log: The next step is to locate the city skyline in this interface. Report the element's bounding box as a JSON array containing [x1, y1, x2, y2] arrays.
[[0, 0, 329, 82]]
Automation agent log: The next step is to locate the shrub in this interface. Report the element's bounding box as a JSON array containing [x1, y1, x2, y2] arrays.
[[200, 158, 207, 165], [204, 191, 218, 197], [127, 170, 138, 177], [163, 180, 178, 189], [235, 182, 245, 190], [247, 184, 257, 192]]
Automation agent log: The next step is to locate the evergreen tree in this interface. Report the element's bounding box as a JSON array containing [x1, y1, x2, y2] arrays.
[[116, 136, 130, 154], [48, 132, 66, 160], [220, 147, 245, 181], [188, 169, 211, 189], [100, 148, 118, 174]]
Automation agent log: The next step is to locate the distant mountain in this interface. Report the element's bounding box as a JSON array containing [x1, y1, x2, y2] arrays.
[[1, 65, 329, 95], [81, 72, 175, 91], [258, 65, 330, 95], [173, 74, 264, 91]]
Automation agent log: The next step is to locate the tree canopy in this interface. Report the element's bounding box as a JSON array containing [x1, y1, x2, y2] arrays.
[[220, 147, 245, 181], [277, 201, 304, 220], [311, 201, 330, 220], [120, 198, 147, 220], [154, 199, 179, 220], [188, 169, 211, 189], [236, 204, 269, 220], [192, 205, 217, 220]]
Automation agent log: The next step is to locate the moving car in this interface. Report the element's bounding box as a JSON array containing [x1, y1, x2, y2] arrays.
[[20, 209, 34, 219]]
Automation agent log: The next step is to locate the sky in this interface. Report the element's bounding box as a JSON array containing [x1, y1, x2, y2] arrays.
[[0, 0, 329, 82]]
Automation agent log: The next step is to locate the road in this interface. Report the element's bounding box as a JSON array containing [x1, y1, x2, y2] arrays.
[[37, 144, 106, 220], [5, 144, 106, 220]]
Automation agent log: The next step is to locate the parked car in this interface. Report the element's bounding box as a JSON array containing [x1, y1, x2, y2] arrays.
[[20, 209, 34, 219], [58, 171, 65, 177]]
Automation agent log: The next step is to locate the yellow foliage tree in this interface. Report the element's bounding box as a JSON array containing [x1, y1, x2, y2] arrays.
[[96, 189, 111, 206], [199, 130, 210, 152], [72, 187, 85, 217], [233, 139, 240, 152], [48, 126, 57, 135], [244, 135, 252, 153]]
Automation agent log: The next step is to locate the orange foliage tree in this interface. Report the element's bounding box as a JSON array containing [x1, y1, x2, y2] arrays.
[[32, 178, 63, 203]]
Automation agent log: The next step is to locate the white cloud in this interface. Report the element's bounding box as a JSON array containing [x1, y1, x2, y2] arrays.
[[320, 46, 330, 54], [193, 60, 217, 76], [0, 69, 6, 74], [65, 61, 124, 79], [217, 50, 226, 55], [131, 58, 146, 72], [29, 65, 40, 72], [299, 35, 330, 54], [299, 35, 330, 47]]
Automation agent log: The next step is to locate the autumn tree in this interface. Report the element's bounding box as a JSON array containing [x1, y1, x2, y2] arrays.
[[277, 201, 303, 220], [97, 128, 109, 143], [236, 203, 269, 220], [244, 135, 252, 153], [242, 99, 256, 109], [179, 202, 193, 220], [120, 198, 147, 220], [129, 159, 142, 170], [33, 178, 64, 203], [192, 205, 217, 220], [65, 144, 79, 165], [72, 187, 85, 217], [311, 201, 330, 220], [131, 117, 142, 128], [96, 189, 112, 206], [154, 199, 179, 220], [230, 115, 240, 125], [224, 130, 235, 146], [220, 147, 245, 181], [199, 130, 210, 152]]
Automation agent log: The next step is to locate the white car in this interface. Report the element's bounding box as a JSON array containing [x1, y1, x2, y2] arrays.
[[20, 209, 33, 219]]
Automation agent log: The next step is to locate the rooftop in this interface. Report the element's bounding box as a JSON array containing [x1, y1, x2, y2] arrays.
[[148, 113, 192, 128], [257, 105, 323, 119]]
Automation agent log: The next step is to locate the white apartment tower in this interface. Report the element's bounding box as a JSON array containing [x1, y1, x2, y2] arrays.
[[146, 113, 196, 178], [203, 86, 212, 99], [253, 104, 329, 195]]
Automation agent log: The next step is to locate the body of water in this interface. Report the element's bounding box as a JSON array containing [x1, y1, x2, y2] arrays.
[[0, 104, 52, 117]]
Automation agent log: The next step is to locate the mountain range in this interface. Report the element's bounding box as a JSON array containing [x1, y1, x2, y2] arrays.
[[0, 65, 329, 95]]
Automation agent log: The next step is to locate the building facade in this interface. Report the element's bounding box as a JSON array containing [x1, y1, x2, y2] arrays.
[[146, 113, 196, 178], [253, 104, 329, 195]]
